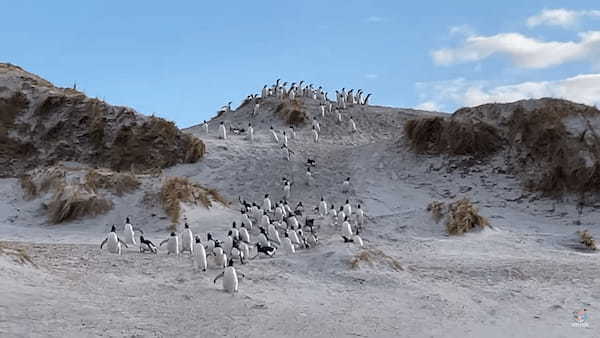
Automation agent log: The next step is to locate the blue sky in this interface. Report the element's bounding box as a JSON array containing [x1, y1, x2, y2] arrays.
[[2, 1, 600, 127]]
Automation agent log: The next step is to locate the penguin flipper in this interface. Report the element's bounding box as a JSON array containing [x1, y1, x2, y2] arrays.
[[100, 238, 108, 249]]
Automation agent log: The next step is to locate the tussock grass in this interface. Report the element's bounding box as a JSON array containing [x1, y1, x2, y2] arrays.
[[84, 169, 140, 196], [47, 185, 113, 224], [160, 177, 228, 224], [426, 201, 446, 223], [274, 100, 308, 126], [0, 243, 36, 267], [350, 249, 403, 271], [20, 166, 66, 200], [446, 198, 489, 235], [404, 117, 502, 157], [577, 230, 597, 251]]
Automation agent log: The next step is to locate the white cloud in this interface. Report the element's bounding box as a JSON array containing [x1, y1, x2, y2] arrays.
[[527, 9, 600, 28], [449, 24, 475, 37], [416, 74, 600, 110], [432, 31, 600, 68], [365, 16, 387, 23], [415, 101, 441, 111], [365, 73, 378, 79]]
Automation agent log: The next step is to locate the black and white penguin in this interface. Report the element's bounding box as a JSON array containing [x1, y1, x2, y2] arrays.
[[239, 223, 251, 243], [202, 120, 209, 134], [254, 243, 277, 258], [213, 242, 227, 268], [213, 259, 245, 293], [267, 222, 281, 245], [319, 197, 328, 216], [247, 123, 254, 142], [160, 232, 180, 255], [257, 227, 271, 247], [219, 121, 227, 140], [338, 207, 346, 226], [330, 204, 338, 226], [282, 232, 296, 254], [344, 200, 352, 218], [341, 217, 353, 242], [123, 217, 139, 246], [261, 211, 270, 227], [100, 225, 128, 255], [312, 117, 321, 133], [205, 233, 216, 253], [356, 204, 365, 226], [312, 126, 319, 143], [230, 240, 246, 264], [194, 236, 208, 271], [349, 116, 357, 133], [270, 126, 279, 143], [224, 230, 234, 255], [342, 177, 351, 193], [139, 235, 158, 254], [362, 93, 372, 105], [181, 223, 194, 255], [283, 181, 291, 201], [263, 194, 272, 212]]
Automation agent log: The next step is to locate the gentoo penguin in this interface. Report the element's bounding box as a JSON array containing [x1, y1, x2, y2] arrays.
[[338, 207, 346, 227], [261, 211, 270, 227], [289, 125, 296, 139], [342, 177, 351, 193], [219, 121, 227, 140], [224, 230, 234, 255], [306, 167, 312, 186], [239, 241, 250, 261], [343, 200, 352, 218], [268, 222, 281, 245], [283, 181, 291, 200], [230, 240, 245, 264], [356, 204, 365, 226], [312, 126, 319, 143], [247, 123, 254, 142], [202, 120, 209, 134], [194, 236, 208, 272], [160, 232, 180, 255], [282, 131, 288, 147], [180, 223, 194, 255], [275, 205, 284, 222], [354, 227, 364, 248], [281, 144, 292, 161], [263, 194, 272, 212], [254, 243, 277, 258], [205, 233, 216, 253], [123, 217, 138, 246], [363, 93, 372, 105], [295, 202, 304, 216], [257, 227, 270, 247], [312, 117, 321, 132], [239, 223, 251, 243], [337, 109, 343, 124], [139, 235, 158, 254], [261, 85, 268, 98], [319, 197, 328, 216], [270, 126, 279, 143], [306, 231, 318, 248], [288, 228, 301, 246], [100, 225, 128, 255], [282, 232, 296, 254], [330, 204, 338, 226], [241, 212, 253, 231], [283, 201, 293, 216], [288, 215, 299, 230], [341, 217, 353, 242], [319, 103, 326, 118], [231, 222, 240, 240], [213, 243, 227, 268], [253, 102, 260, 116], [349, 116, 357, 133], [213, 259, 245, 293]]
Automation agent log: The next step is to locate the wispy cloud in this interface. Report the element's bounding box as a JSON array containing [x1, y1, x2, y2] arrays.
[[415, 101, 441, 111], [432, 31, 600, 69], [416, 74, 600, 111], [365, 73, 378, 79], [449, 24, 475, 37], [365, 16, 387, 23], [527, 8, 600, 28]]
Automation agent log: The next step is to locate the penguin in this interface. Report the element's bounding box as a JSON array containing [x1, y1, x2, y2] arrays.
[[205, 233, 216, 253], [283, 201, 293, 216], [288, 215, 299, 230], [312, 126, 319, 143], [139, 235, 158, 254], [349, 116, 357, 133], [261, 85, 268, 98], [312, 117, 321, 132], [289, 125, 296, 139], [362, 94, 372, 105], [261, 211, 270, 227], [344, 200, 352, 218], [268, 222, 281, 245], [180, 223, 194, 255], [306, 231, 318, 248], [231, 240, 245, 264], [202, 120, 209, 134], [270, 126, 279, 143], [213, 259, 245, 293], [159, 232, 180, 255], [338, 207, 346, 227], [288, 228, 301, 246], [213, 243, 227, 268], [342, 177, 351, 193], [194, 236, 208, 272], [356, 204, 365, 226], [319, 197, 328, 216], [263, 194, 272, 212], [281, 144, 292, 161], [337, 109, 343, 124], [122, 217, 138, 246], [239, 223, 251, 243], [282, 131, 288, 147], [231, 222, 240, 240], [219, 121, 227, 140], [330, 204, 338, 226], [239, 241, 251, 261], [241, 212, 253, 231], [275, 205, 284, 222], [283, 181, 291, 201], [100, 225, 128, 255], [253, 102, 260, 116], [282, 232, 296, 254], [306, 167, 312, 186], [223, 230, 234, 255], [257, 227, 271, 247], [319, 103, 326, 118], [254, 243, 277, 258], [353, 227, 364, 248], [341, 217, 353, 242], [247, 123, 254, 142]]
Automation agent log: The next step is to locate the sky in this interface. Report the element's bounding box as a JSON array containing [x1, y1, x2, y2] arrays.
[[2, 0, 600, 127]]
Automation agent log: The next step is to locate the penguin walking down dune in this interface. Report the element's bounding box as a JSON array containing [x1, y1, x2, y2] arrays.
[[219, 121, 227, 140], [306, 167, 313, 186], [263, 194, 272, 213], [341, 217, 354, 242], [270, 126, 279, 143], [213, 243, 227, 268], [349, 116, 357, 133], [201, 120, 209, 135], [356, 204, 365, 226], [282, 131, 288, 147], [160, 232, 180, 255], [180, 223, 194, 255], [214, 259, 245, 293], [205, 233, 216, 253], [330, 204, 338, 226], [319, 103, 326, 118], [312, 126, 319, 143], [139, 235, 158, 254], [283, 181, 291, 200], [100, 225, 128, 255], [194, 236, 208, 272], [123, 217, 139, 246], [338, 207, 346, 228], [240, 223, 251, 243], [247, 123, 254, 142], [282, 232, 296, 254], [342, 177, 351, 193], [319, 197, 328, 217], [337, 109, 343, 124], [312, 117, 321, 133], [290, 125, 296, 139], [344, 200, 352, 218]]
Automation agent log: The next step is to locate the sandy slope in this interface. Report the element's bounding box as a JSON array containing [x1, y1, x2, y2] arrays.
[[1, 95, 600, 337]]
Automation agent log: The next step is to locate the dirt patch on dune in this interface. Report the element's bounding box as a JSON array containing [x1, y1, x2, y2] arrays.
[[274, 100, 308, 126]]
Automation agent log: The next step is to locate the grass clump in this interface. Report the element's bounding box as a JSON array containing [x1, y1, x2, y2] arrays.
[[84, 169, 140, 196], [160, 177, 228, 225], [446, 198, 489, 235], [274, 100, 308, 126], [0, 242, 36, 267], [350, 249, 403, 271], [426, 201, 446, 223], [577, 230, 597, 251], [47, 185, 113, 224]]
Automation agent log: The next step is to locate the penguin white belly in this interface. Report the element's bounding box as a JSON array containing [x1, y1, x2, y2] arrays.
[[167, 237, 179, 255], [313, 130, 319, 142], [354, 235, 364, 248], [338, 211, 346, 224], [268, 225, 280, 243], [224, 237, 233, 255], [240, 243, 250, 259], [258, 233, 269, 247], [283, 187, 290, 199], [219, 125, 227, 139], [240, 229, 250, 243], [271, 131, 279, 143], [181, 230, 193, 253], [107, 233, 121, 254], [231, 247, 242, 261], [232, 229, 239, 240], [308, 234, 318, 247], [283, 238, 295, 254], [223, 267, 238, 293], [248, 128, 254, 141], [319, 202, 327, 216], [289, 230, 300, 245], [344, 205, 352, 218], [342, 222, 353, 238], [195, 244, 207, 271], [123, 224, 136, 245], [261, 215, 270, 227]]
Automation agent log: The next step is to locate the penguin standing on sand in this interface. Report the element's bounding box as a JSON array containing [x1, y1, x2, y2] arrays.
[[287, 228, 301, 247], [123, 217, 139, 246], [231, 222, 240, 241], [240, 223, 251, 243], [319, 103, 326, 118], [224, 231, 234, 255], [330, 204, 338, 226], [241, 212, 253, 231], [202, 120, 209, 135], [230, 240, 246, 264], [283, 181, 291, 201], [270, 126, 279, 143], [341, 217, 353, 242], [289, 125, 296, 139], [338, 207, 346, 227], [194, 236, 208, 272], [337, 109, 343, 124], [248, 123, 254, 142], [319, 197, 328, 217], [214, 259, 245, 293], [268, 222, 281, 245], [306, 167, 313, 186], [312, 117, 321, 132], [139, 235, 158, 254], [205, 233, 216, 253], [344, 200, 352, 218], [349, 116, 357, 133], [218, 121, 227, 140], [282, 232, 296, 254], [263, 194, 272, 212], [312, 126, 319, 143], [160, 232, 180, 255], [282, 131, 288, 147], [213, 243, 227, 268], [180, 223, 194, 255], [257, 227, 271, 247], [356, 204, 365, 226], [100, 225, 128, 255], [342, 177, 351, 193]]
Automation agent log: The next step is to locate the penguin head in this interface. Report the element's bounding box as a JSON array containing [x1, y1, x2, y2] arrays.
[[321, 197, 324, 201], [228, 230, 233, 236], [110, 225, 116, 232], [170, 232, 176, 236], [248, 122, 252, 126], [227, 259, 234, 267], [358, 204, 361, 209], [140, 235, 145, 241], [284, 232, 289, 238], [232, 221, 237, 228], [207, 233, 213, 240], [270, 126, 273, 130], [126, 217, 130, 223], [241, 223, 246, 228], [195, 236, 201, 244], [265, 194, 269, 198], [184, 223, 189, 229], [346, 199, 349, 204], [220, 121, 224, 125]]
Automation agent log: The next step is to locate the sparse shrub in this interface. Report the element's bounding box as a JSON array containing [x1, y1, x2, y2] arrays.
[[160, 177, 227, 224], [274, 101, 308, 126], [47, 184, 113, 224], [84, 169, 140, 196], [426, 201, 446, 223], [577, 230, 597, 251], [350, 249, 403, 271], [446, 198, 489, 235], [0, 242, 35, 266]]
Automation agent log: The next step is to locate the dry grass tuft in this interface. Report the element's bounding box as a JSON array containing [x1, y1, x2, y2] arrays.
[[350, 249, 403, 271], [160, 177, 227, 224], [274, 100, 308, 126], [446, 198, 489, 235], [426, 201, 446, 223], [404, 117, 502, 157], [0, 243, 36, 267], [84, 169, 140, 196], [577, 230, 597, 251], [47, 185, 113, 224], [20, 166, 66, 200]]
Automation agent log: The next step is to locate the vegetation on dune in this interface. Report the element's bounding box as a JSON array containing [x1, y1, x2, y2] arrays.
[[47, 184, 113, 224], [444, 198, 489, 235], [274, 100, 308, 126], [160, 177, 228, 225], [0, 242, 36, 267], [349, 249, 403, 271], [577, 230, 597, 251], [84, 169, 140, 196]]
